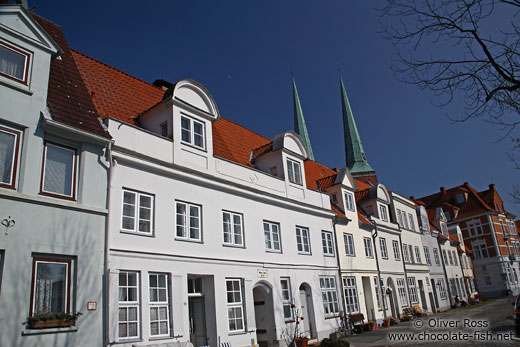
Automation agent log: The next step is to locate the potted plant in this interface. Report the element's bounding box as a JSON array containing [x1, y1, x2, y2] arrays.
[[382, 318, 391, 327], [26, 311, 82, 329], [282, 305, 309, 347], [367, 321, 377, 331]]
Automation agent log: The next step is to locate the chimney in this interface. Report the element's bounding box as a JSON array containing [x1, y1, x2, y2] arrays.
[[440, 186, 446, 195], [489, 183, 495, 191]]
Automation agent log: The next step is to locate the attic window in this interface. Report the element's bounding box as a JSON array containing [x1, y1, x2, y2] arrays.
[[444, 211, 451, 221], [455, 194, 465, 204], [181, 115, 205, 149], [286, 158, 302, 185], [0, 41, 30, 85]]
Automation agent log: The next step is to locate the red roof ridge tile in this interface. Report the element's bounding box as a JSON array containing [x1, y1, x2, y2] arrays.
[[70, 48, 164, 93]]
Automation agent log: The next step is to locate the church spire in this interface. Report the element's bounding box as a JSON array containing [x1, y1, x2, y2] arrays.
[[339, 75, 375, 176], [292, 76, 315, 160]]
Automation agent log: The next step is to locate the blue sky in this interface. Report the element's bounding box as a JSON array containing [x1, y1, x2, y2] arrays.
[[32, 1, 519, 213]]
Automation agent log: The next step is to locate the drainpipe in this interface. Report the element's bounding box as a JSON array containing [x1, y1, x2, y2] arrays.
[[104, 142, 115, 347], [369, 218, 387, 319], [398, 231, 413, 312], [437, 237, 453, 305], [332, 216, 348, 317]]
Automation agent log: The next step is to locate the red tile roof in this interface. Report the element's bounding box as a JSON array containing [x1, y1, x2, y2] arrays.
[[354, 188, 371, 204], [31, 14, 110, 139], [71, 49, 164, 124], [250, 142, 274, 161], [331, 204, 347, 219], [354, 178, 371, 191], [316, 174, 337, 190], [358, 211, 372, 226], [304, 160, 337, 190]]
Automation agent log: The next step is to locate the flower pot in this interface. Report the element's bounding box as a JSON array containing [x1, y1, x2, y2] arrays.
[[28, 319, 75, 329], [295, 338, 309, 347], [383, 318, 391, 327], [367, 321, 377, 331]]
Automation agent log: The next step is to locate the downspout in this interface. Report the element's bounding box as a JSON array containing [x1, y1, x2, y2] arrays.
[[437, 237, 453, 304], [104, 142, 115, 347], [398, 231, 412, 312], [332, 217, 348, 317], [370, 218, 387, 319]]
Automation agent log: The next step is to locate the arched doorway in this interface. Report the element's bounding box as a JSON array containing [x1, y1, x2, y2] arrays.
[[253, 282, 276, 347], [299, 283, 316, 338], [386, 278, 398, 318]]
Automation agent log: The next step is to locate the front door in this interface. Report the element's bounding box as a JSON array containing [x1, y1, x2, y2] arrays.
[[189, 297, 207, 347], [418, 280, 428, 310]]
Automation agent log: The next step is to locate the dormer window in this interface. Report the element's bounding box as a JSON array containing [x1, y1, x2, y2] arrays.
[[444, 211, 451, 221], [0, 41, 31, 85], [379, 205, 388, 222], [181, 115, 205, 149], [344, 192, 355, 212], [455, 194, 465, 204], [440, 222, 448, 236], [286, 158, 302, 185]]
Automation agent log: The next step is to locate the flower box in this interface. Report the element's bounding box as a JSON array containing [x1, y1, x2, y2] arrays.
[[28, 319, 76, 329], [295, 337, 309, 347]]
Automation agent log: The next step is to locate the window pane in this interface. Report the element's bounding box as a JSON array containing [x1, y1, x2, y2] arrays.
[[0, 44, 26, 80], [0, 130, 15, 184], [181, 117, 191, 143], [34, 262, 67, 314], [43, 145, 74, 196]]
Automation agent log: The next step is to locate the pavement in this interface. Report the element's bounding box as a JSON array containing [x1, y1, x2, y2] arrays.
[[344, 297, 520, 346]]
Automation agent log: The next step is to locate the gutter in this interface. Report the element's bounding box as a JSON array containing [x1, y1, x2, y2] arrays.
[[42, 116, 113, 145], [104, 142, 114, 346]]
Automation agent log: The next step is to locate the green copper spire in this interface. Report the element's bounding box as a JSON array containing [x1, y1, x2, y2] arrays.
[[340, 75, 375, 174], [292, 77, 315, 160]]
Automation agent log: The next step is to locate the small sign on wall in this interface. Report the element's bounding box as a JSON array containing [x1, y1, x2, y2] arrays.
[[257, 269, 268, 278], [87, 302, 97, 311]]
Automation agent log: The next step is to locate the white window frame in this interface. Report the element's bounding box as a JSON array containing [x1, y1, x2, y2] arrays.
[[379, 238, 388, 259], [396, 278, 408, 307], [223, 211, 244, 247], [176, 201, 202, 242], [374, 276, 382, 310], [442, 249, 449, 264], [392, 240, 401, 261], [280, 277, 293, 320], [286, 158, 302, 185], [473, 241, 488, 259], [436, 278, 447, 299], [364, 237, 373, 258], [0, 125, 21, 189], [118, 270, 140, 340], [414, 246, 422, 264], [180, 115, 205, 149], [264, 221, 281, 252], [344, 233, 355, 256], [433, 248, 441, 265], [343, 277, 360, 313], [149, 272, 171, 337], [344, 192, 355, 211], [121, 189, 154, 235], [226, 278, 245, 332], [467, 220, 483, 236], [424, 246, 431, 265], [452, 251, 458, 266], [396, 209, 403, 226], [40, 142, 78, 199], [408, 213, 415, 231], [0, 40, 31, 85], [379, 204, 388, 222], [408, 277, 418, 304], [403, 243, 410, 263], [296, 226, 310, 254], [320, 276, 339, 315], [322, 231, 335, 256]]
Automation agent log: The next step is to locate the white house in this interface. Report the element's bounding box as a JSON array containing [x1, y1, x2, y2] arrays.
[[71, 48, 342, 347], [0, 5, 111, 347]]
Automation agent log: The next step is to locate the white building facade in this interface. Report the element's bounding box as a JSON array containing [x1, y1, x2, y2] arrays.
[[102, 79, 341, 347]]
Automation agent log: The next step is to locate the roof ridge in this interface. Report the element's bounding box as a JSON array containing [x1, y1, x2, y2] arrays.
[[70, 48, 164, 92]]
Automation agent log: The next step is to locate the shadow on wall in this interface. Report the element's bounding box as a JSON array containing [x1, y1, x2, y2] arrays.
[[0, 203, 105, 347]]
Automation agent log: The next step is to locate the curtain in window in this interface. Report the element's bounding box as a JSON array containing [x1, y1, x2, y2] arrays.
[[44, 145, 73, 196], [0, 45, 25, 80], [34, 262, 67, 313], [0, 131, 15, 183]]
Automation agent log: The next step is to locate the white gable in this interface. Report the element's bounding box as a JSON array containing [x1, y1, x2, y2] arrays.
[[0, 6, 60, 54], [173, 79, 219, 119]]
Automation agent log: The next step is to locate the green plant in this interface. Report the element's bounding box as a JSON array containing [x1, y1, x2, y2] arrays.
[[320, 338, 350, 347], [25, 311, 82, 326]]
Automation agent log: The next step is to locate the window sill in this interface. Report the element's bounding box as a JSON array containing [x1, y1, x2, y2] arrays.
[[0, 77, 33, 95], [175, 237, 203, 244], [229, 330, 253, 336], [149, 336, 177, 341], [265, 249, 282, 254], [180, 141, 207, 153], [22, 326, 78, 336], [297, 252, 312, 256], [324, 314, 341, 320], [323, 254, 336, 258], [114, 338, 143, 344], [120, 230, 155, 238], [223, 243, 245, 249], [39, 191, 76, 202]]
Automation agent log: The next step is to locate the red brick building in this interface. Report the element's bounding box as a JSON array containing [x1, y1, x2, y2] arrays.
[[418, 183, 520, 298]]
